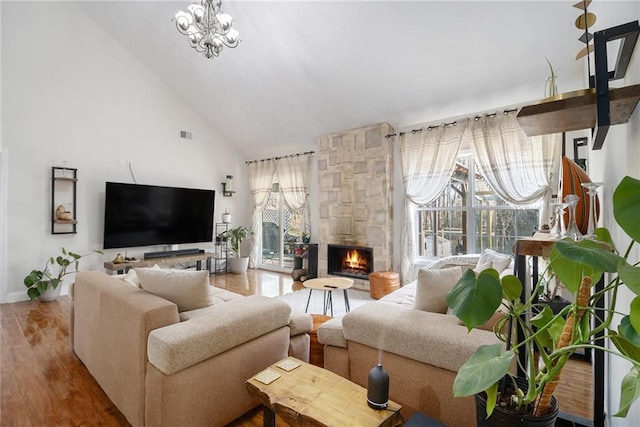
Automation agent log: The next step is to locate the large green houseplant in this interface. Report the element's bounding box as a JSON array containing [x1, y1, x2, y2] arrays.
[[222, 226, 254, 273], [447, 175, 640, 423], [24, 247, 103, 301]]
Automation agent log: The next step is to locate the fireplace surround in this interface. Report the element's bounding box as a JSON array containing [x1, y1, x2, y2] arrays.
[[316, 123, 394, 290]]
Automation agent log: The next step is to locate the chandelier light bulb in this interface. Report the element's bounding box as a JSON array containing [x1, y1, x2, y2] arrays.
[[174, 0, 239, 59]]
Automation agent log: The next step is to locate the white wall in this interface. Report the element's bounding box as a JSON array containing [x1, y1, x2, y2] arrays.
[[1, 2, 251, 302], [603, 4, 640, 424]]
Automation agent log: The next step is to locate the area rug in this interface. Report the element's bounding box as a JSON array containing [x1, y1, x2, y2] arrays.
[[276, 287, 374, 316]]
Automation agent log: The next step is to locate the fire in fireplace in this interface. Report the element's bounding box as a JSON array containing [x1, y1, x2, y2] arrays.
[[327, 244, 373, 279]]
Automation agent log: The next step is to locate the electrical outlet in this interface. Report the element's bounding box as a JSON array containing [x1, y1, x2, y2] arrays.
[[118, 159, 126, 167]]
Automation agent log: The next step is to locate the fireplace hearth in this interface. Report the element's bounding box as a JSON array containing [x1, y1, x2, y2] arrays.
[[327, 244, 373, 280]]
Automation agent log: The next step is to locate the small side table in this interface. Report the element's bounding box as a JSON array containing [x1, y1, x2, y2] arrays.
[[309, 314, 332, 367], [303, 277, 354, 316]]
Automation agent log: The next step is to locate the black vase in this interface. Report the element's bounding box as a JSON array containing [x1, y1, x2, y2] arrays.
[[475, 377, 558, 427], [367, 364, 389, 410]]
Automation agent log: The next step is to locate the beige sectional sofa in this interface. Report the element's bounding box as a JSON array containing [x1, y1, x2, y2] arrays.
[[71, 270, 312, 427], [318, 253, 512, 427]]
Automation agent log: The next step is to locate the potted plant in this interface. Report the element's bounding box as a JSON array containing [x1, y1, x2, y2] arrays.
[[223, 226, 254, 274], [24, 247, 103, 301], [446, 175, 640, 426]]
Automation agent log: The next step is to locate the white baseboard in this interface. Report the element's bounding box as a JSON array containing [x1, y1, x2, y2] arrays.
[[4, 283, 70, 304]]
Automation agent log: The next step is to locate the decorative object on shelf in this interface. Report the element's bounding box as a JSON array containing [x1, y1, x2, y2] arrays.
[[173, 0, 239, 59], [549, 202, 567, 236], [573, 0, 596, 61], [221, 209, 232, 223], [222, 175, 235, 196], [544, 57, 558, 97], [221, 225, 254, 273], [563, 194, 583, 240], [112, 253, 125, 264], [302, 232, 310, 244], [23, 247, 103, 301], [581, 181, 603, 239], [561, 156, 593, 234], [446, 175, 640, 425], [51, 166, 78, 234]]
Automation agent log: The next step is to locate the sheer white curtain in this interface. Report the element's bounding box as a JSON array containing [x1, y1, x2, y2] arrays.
[[276, 155, 311, 235], [399, 121, 469, 282], [469, 111, 561, 229], [247, 160, 276, 267]]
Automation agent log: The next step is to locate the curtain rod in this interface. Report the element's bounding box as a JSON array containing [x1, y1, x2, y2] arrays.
[[384, 108, 519, 139], [245, 151, 315, 165]]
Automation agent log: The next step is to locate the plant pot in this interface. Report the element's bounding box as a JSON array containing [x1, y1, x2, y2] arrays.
[[475, 377, 558, 427], [39, 281, 62, 302], [222, 213, 232, 224], [228, 256, 249, 274]]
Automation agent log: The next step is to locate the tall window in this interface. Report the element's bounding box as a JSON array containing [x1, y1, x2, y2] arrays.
[[417, 155, 538, 258], [261, 183, 304, 270]]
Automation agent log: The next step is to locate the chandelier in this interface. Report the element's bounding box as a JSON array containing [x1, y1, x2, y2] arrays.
[[174, 0, 239, 59]]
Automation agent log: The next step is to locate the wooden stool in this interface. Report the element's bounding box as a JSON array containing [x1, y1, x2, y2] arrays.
[[368, 271, 400, 299], [309, 314, 332, 367]]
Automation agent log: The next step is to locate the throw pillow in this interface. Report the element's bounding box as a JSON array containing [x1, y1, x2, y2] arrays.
[[477, 248, 512, 274], [122, 264, 160, 287], [136, 268, 210, 312], [414, 266, 462, 313]]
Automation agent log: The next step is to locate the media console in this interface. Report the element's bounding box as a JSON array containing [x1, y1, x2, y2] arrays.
[[104, 251, 218, 274]]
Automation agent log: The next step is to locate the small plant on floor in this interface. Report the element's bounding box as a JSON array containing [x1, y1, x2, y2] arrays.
[[24, 247, 103, 300], [447, 175, 640, 421]]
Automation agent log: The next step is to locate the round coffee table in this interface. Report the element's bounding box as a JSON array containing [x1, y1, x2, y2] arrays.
[[303, 277, 354, 316]]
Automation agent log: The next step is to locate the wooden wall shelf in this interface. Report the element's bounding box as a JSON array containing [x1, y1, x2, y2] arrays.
[[516, 84, 640, 137]]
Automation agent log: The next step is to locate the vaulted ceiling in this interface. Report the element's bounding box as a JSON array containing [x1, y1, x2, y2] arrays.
[[76, 1, 638, 159]]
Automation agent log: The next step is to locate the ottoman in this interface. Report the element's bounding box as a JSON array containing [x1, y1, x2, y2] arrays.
[[368, 271, 400, 299]]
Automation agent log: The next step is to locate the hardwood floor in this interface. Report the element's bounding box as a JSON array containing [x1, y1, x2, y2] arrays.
[[1, 269, 594, 426]]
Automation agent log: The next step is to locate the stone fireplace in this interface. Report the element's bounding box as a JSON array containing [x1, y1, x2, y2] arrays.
[[317, 123, 394, 291]]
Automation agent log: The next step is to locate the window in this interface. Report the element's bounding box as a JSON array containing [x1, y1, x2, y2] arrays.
[[417, 155, 539, 257]]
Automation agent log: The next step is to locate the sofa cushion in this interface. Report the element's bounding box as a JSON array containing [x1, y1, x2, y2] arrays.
[[137, 268, 210, 312], [477, 248, 512, 274], [317, 317, 348, 348], [342, 302, 499, 372], [414, 266, 462, 313], [179, 287, 245, 320], [289, 312, 313, 336], [147, 295, 291, 375]]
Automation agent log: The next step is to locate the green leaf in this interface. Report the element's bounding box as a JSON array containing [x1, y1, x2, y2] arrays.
[[619, 262, 640, 296], [594, 227, 616, 252], [613, 327, 640, 362], [36, 281, 48, 295], [614, 367, 640, 417], [531, 305, 565, 349], [555, 239, 621, 273], [453, 344, 514, 397], [549, 244, 586, 294], [501, 275, 522, 302], [631, 297, 640, 336], [69, 251, 81, 260], [27, 288, 40, 300], [484, 381, 499, 418], [447, 269, 502, 330], [614, 176, 640, 243]]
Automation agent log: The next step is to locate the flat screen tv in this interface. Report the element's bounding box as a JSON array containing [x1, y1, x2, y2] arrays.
[[103, 182, 215, 250]]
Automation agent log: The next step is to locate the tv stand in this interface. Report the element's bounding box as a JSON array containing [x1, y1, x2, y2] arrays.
[[104, 251, 218, 274], [143, 248, 203, 259]]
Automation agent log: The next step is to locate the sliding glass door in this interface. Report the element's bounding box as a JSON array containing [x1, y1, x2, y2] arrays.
[[261, 184, 303, 271]]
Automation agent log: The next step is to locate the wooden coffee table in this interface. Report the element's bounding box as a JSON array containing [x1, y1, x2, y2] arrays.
[[303, 277, 354, 316], [246, 357, 402, 427]]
